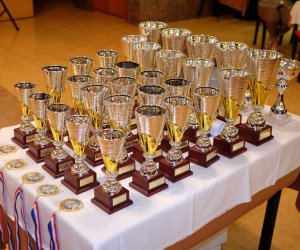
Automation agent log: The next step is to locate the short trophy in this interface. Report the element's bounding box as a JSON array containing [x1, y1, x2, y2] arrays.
[[238, 49, 282, 145], [91, 128, 133, 214], [96, 49, 118, 68], [93, 67, 117, 86], [121, 35, 147, 61], [12, 82, 37, 148], [139, 70, 164, 86], [159, 96, 193, 182], [43, 104, 74, 178], [26, 92, 54, 162], [116, 61, 140, 79], [188, 87, 221, 167], [130, 105, 168, 196], [82, 84, 108, 166], [104, 95, 136, 179], [161, 28, 192, 52], [213, 69, 249, 158], [138, 21, 168, 44], [69, 56, 93, 76], [61, 115, 100, 194]]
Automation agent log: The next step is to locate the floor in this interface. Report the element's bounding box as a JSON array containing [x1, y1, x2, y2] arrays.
[[0, 0, 299, 249]]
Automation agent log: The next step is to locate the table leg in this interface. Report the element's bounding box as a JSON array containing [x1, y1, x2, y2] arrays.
[[258, 189, 282, 250]]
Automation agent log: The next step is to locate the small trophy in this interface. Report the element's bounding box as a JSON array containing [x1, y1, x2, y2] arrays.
[[130, 106, 168, 196], [159, 96, 193, 182], [161, 28, 192, 52], [91, 128, 133, 214], [189, 87, 221, 167], [69, 56, 93, 76], [121, 35, 147, 61], [93, 67, 117, 86], [104, 95, 136, 179], [82, 84, 108, 166], [43, 104, 74, 178], [238, 49, 282, 145], [139, 70, 164, 86], [116, 61, 140, 79], [213, 69, 249, 158], [138, 21, 168, 44], [26, 92, 54, 162], [96, 50, 118, 68], [12, 82, 37, 148], [61, 115, 100, 194]]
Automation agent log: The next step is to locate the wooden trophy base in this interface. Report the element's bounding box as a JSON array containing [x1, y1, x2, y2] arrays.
[[131, 145, 164, 164], [129, 170, 168, 197], [85, 147, 104, 167], [101, 157, 136, 181], [213, 135, 247, 158], [188, 145, 220, 167], [91, 186, 133, 214], [61, 168, 100, 195], [11, 128, 36, 149], [26, 141, 54, 163], [125, 133, 139, 153], [42, 155, 74, 178], [238, 123, 274, 146], [159, 158, 193, 183], [217, 114, 242, 126], [184, 127, 200, 144], [161, 136, 190, 153]]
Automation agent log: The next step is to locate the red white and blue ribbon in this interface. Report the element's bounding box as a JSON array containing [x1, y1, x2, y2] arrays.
[[31, 199, 42, 250], [14, 186, 32, 250], [0, 171, 14, 250], [48, 213, 60, 250]]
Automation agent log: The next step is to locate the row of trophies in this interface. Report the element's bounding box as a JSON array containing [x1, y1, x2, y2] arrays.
[[10, 21, 300, 214]]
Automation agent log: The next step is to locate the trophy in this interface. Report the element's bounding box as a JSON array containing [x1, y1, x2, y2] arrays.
[[96, 50, 118, 68], [12, 82, 37, 148], [121, 35, 147, 61], [188, 87, 221, 167], [116, 61, 140, 79], [42, 65, 67, 104], [104, 95, 136, 179], [130, 106, 168, 196], [164, 78, 191, 97], [93, 67, 117, 86], [186, 34, 218, 60], [69, 56, 93, 76], [159, 96, 193, 182], [91, 128, 133, 214], [82, 84, 108, 166], [26, 92, 54, 162], [133, 41, 161, 71], [139, 70, 164, 86], [43, 104, 74, 178], [161, 28, 192, 52], [213, 69, 249, 158], [155, 50, 185, 80], [269, 58, 300, 124], [238, 49, 282, 145], [61, 115, 100, 194], [182, 58, 214, 142], [138, 21, 168, 44]]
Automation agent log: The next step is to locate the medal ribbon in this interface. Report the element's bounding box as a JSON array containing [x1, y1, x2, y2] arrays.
[[48, 213, 60, 250], [31, 199, 42, 250]]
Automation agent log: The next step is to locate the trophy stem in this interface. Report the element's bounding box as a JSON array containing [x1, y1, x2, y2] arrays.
[[167, 141, 183, 166], [102, 170, 122, 196], [20, 115, 35, 133], [89, 128, 101, 150], [243, 89, 252, 111], [270, 79, 288, 119], [71, 154, 89, 177], [247, 108, 266, 131], [196, 131, 212, 152], [140, 154, 158, 179], [51, 140, 68, 161], [35, 127, 51, 147], [221, 121, 239, 142], [189, 110, 198, 129]]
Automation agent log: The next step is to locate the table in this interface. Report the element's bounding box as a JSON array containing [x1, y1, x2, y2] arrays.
[[0, 108, 300, 250]]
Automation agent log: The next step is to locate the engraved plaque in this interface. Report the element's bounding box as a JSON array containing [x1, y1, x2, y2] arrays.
[[149, 176, 165, 190], [40, 147, 54, 157], [126, 138, 139, 149], [80, 175, 94, 187], [119, 164, 135, 175], [26, 134, 36, 143], [174, 164, 189, 176], [196, 130, 201, 137], [232, 141, 244, 152], [154, 149, 162, 158], [59, 161, 73, 172], [259, 128, 271, 141], [112, 193, 127, 206], [95, 152, 103, 161], [131, 118, 137, 125], [206, 150, 217, 162], [180, 140, 189, 149]]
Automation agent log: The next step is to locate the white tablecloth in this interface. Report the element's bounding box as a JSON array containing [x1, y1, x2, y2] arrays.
[[0, 108, 300, 250]]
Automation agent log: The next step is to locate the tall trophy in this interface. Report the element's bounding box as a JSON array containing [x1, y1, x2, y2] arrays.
[[12, 82, 37, 148], [116, 61, 140, 79], [121, 35, 147, 61], [213, 69, 249, 158], [96, 50, 118, 68], [43, 104, 74, 178], [26, 92, 54, 162], [42, 65, 67, 104], [104, 95, 136, 179], [238, 49, 282, 145], [269, 58, 300, 124], [189, 87, 221, 167], [91, 129, 133, 214], [61, 115, 100, 194], [69, 56, 93, 76], [93, 67, 117, 86], [161, 28, 192, 52], [130, 105, 168, 196], [82, 85, 108, 166], [138, 21, 168, 44], [139, 70, 164, 86], [159, 96, 193, 182]]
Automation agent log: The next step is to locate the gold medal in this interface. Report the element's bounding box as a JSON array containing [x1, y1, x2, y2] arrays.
[[0, 145, 17, 155], [22, 172, 44, 184], [37, 184, 60, 197], [59, 198, 83, 212], [5, 159, 26, 170]]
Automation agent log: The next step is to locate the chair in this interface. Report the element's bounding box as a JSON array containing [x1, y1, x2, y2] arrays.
[[0, 0, 19, 31]]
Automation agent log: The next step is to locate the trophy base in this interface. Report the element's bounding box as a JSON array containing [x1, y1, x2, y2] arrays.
[[266, 112, 292, 126], [188, 145, 220, 167], [11, 128, 37, 149], [85, 147, 104, 167], [42, 155, 74, 178], [125, 133, 139, 153], [238, 123, 274, 146], [91, 186, 133, 214], [26, 141, 54, 163], [217, 114, 242, 126], [213, 135, 247, 158], [131, 145, 164, 164], [184, 127, 200, 143], [161, 136, 190, 153], [159, 158, 193, 183], [61, 168, 100, 195], [129, 170, 168, 197]]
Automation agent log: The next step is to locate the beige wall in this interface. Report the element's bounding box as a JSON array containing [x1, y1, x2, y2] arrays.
[[0, 0, 33, 20]]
